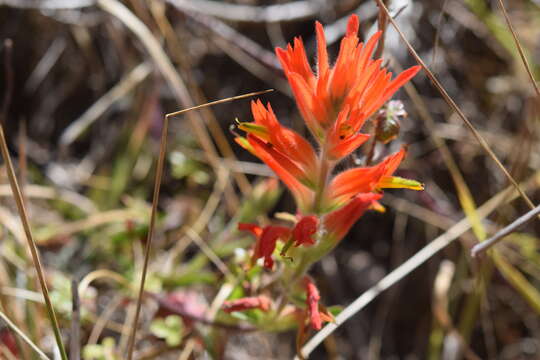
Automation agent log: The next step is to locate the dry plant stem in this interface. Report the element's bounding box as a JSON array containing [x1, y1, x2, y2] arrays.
[[87, 295, 123, 345], [496, 0, 540, 100], [391, 55, 486, 240], [0, 309, 50, 360], [0, 264, 32, 360], [70, 279, 81, 360], [186, 10, 280, 70], [123, 87, 272, 358], [0, 129, 68, 360], [125, 113, 168, 360], [299, 173, 539, 358], [97, 0, 221, 174], [0, 184, 98, 214], [166, 0, 323, 23], [164, 89, 273, 119], [373, 0, 388, 59], [431, 0, 449, 66], [59, 62, 151, 146], [99, 0, 266, 211], [149, 4, 252, 196], [374, 0, 537, 211], [471, 204, 540, 257], [1, 40, 68, 360], [0, 0, 94, 9]]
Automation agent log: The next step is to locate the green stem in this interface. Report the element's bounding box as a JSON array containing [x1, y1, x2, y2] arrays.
[[313, 146, 332, 214]]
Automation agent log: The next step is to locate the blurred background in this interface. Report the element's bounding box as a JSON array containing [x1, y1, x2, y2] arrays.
[[0, 0, 539, 359]]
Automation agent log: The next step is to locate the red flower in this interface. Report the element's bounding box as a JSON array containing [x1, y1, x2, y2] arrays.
[[236, 15, 421, 215], [222, 295, 271, 313], [239, 223, 291, 269], [326, 147, 423, 208], [276, 15, 420, 160], [235, 101, 317, 211], [293, 215, 319, 247], [324, 193, 383, 242], [304, 277, 333, 330]]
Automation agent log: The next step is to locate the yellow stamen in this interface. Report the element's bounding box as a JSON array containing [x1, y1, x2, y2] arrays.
[[378, 176, 424, 191]]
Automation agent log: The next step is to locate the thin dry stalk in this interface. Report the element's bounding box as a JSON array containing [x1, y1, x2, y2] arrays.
[[123, 87, 273, 359], [1, 39, 68, 360], [166, 0, 323, 23], [373, 0, 388, 60], [496, 0, 540, 100], [69, 279, 81, 360], [149, 4, 254, 197], [471, 204, 540, 257], [59, 62, 152, 147], [130, 113, 169, 356], [87, 295, 123, 345], [374, 0, 537, 211], [0, 309, 50, 360], [431, 0, 449, 67], [299, 172, 540, 358]]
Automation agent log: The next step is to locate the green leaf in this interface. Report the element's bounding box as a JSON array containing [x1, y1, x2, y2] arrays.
[[150, 315, 184, 346]]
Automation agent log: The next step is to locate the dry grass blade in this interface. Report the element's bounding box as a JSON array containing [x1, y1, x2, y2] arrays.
[[97, 0, 219, 168], [471, 204, 540, 257], [299, 172, 539, 358], [1, 39, 68, 360], [124, 111, 168, 360], [59, 62, 151, 147], [166, 0, 323, 23], [70, 279, 81, 360], [496, 0, 540, 100], [98, 0, 263, 212], [121, 85, 274, 359], [374, 0, 536, 211], [0, 309, 51, 360], [164, 89, 273, 118], [393, 56, 487, 241], [0, 0, 94, 9]]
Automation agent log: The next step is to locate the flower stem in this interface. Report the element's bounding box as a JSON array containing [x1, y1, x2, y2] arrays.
[[313, 146, 331, 214]]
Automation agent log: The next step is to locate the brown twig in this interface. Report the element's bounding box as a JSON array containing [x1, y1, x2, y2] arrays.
[[374, 0, 537, 212], [0, 39, 68, 360], [373, 0, 389, 60], [496, 0, 540, 101], [70, 279, 81, 360], [121, 87, 273, 359], [431, 0, 449, 67], [125, 103, 169, 360]]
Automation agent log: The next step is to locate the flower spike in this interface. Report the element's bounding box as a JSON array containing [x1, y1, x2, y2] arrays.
[[276, 14, 420, 157], [293, 215, 319, 247], [239, 223, 291, 269], [222, 295, 271, 313], [324, 193, 383, 243]]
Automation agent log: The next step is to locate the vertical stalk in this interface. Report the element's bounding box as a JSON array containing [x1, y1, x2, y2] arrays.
[[313, 145, 331, 214], [0, 40, 68, 360], [0, 127, 68, 360], [125, 114, 169, 360]]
